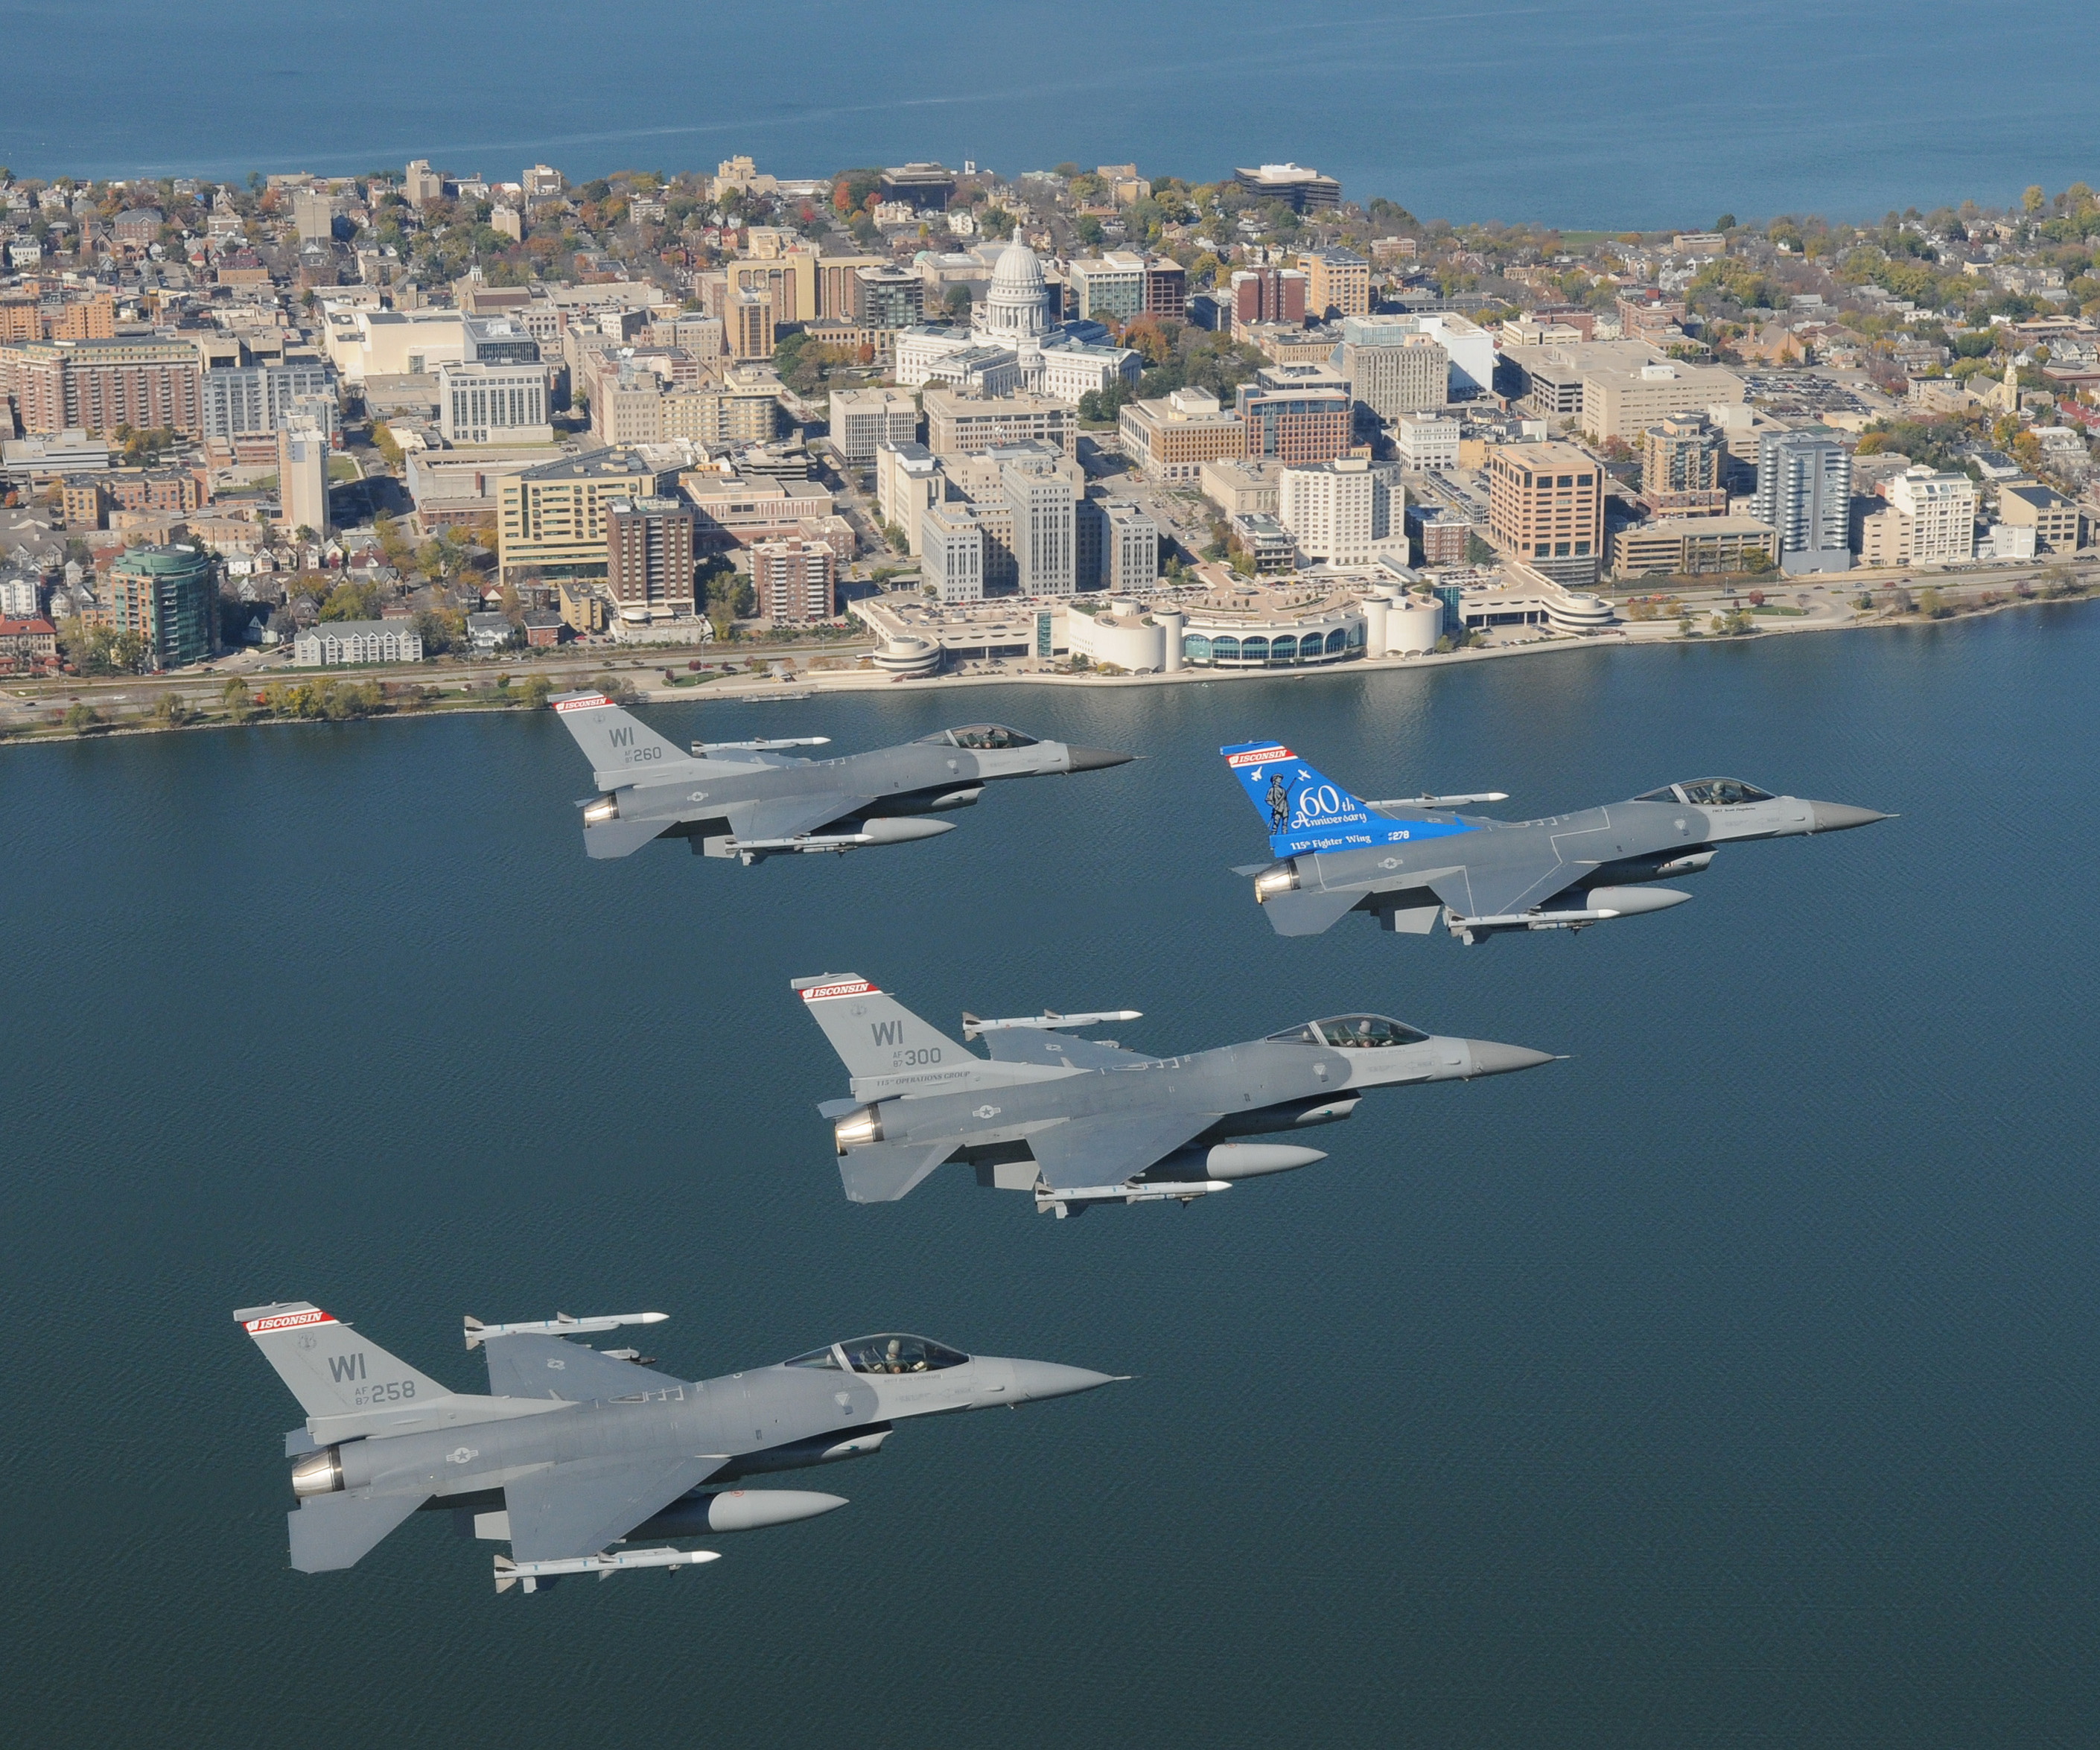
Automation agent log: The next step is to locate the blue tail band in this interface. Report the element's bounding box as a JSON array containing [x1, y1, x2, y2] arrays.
[[1221, 741, 1474, 857]]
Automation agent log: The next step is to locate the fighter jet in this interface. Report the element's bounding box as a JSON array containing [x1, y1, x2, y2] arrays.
[[1222, 741, 1890, 944], [550, 690, 1131, 862], [795, 973, 1558, 1215], [236, 1302, 1116, 1593]]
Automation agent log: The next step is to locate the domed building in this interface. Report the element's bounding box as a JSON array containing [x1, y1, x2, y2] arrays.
[[894, 240, 1139, 404]]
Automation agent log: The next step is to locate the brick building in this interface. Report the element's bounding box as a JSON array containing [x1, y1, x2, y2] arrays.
[[751, 538, 836, 623], [1486, 439, 1606, 588]]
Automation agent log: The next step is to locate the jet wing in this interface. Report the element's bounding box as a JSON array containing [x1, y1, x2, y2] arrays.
[[287, 1488, 429, 1573], [981, 1032, 1158, 1069], [1026, 1110, 1220, 1191], [505, 1452, 730, 1563], [1425, 859, 1580, 920], [725, 792, 860, 843], [481, 1334, 690, 1402]]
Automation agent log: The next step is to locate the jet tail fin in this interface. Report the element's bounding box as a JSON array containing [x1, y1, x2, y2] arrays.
[[1221, 741, 1378, 855], [235, 1302, 451, 1419], [793, 976, 965, 1085], [553, 692, 702, 789]]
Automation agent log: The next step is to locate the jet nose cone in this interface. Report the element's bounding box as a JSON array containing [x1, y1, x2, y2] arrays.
[[1064, 746, 1136, 773], [1005, 1361, 1120, 1402], [1463, 1040, 1561, 1078], [1809, 801, 1891, 833]]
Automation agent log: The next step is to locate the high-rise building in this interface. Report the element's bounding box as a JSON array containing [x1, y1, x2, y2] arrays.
[[1335, 322, 1448, 422], [1299, 248, 1370, 319], [605, 497, 696, 623], [1395, 412, 1460, 471], [1229, 267, 1307, 332], [1581, 358, 1746, 445], [1119, 386, 1246, 483], [828, 387, 919, 465], [852, 266, 926, 331], [1235, 366, 1352, 465], [277, 424, 331, 538], [727, 290, 776, 361], [0, 337, 203, 436], [1279, 456, 1400, 566], [751, 538, 836, 623], [728, 241, 820, 325], [1880, 466, 1977, 565], [404, 159, 445, 206], [200, 357, 337, 442], [919, 500, 985, 604], [1101, 500, 1160, 594], [924, 389, 1075, 458], [1641, 414, 1728, 518], [1486, 439, 1605, 588], [818, 255, 888, 320], [1003, 462, 1076, 596], [879, 163, 958, 211], [439, 361, 552, 445], [105, 544, 217, 669], [876, 440, 944, 553], [498, 448, 664, 582], [291, 189, 335, 244], [1752, 430, 1853, 573]]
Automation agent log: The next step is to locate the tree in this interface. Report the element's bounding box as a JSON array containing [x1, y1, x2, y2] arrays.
[[221, 677, 261, 723], [2024, 185, 2046, 215], [513, 674, 555, 709], [1713, 213, 1737, 232], [1463, 533, 1496, 566], [319, 579, 382, 621], [63, 701, 101, 732], [1075, 215, 1105, 248], [943, 283, 973, 322]]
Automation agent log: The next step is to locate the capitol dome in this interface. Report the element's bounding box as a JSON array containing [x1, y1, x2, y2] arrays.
[[984, 240, 1049, 340]]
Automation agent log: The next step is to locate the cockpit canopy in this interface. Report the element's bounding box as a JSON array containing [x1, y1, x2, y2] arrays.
[[1636, 778, 1775, 807], [929, 725, 1039, 751], [784, 1333, 971, 1375], [1267, 1014, 1431, 1049]]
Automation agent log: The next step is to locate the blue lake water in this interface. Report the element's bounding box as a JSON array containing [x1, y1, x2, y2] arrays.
[[4, 608, 2099, 1747], [3, 0, 2096, 225]]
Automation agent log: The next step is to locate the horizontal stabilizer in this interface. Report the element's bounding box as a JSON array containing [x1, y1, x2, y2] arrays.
[[839, 1142, 952, 1203], [585, 818, 671, 860], [1260, 887, 1363, 938], [288, 1489, 428, 1574]]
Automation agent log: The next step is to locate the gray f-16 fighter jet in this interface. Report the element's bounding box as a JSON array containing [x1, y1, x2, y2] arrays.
[[795, 973, 1557, 1215], [236, 1302, 1116, 1593], [551, 690, 1131, 862], [1222, 741, 1889, 945]]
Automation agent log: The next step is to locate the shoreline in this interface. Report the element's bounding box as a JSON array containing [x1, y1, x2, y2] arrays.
[[4, 586, 2093, 748]]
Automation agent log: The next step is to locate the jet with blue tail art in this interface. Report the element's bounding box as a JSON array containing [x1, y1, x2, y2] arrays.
[[1221, 741, 1890, 944], [794, 974, 1558, 1215], [235, 1302, 1116, 1593], [551, 691, 1132, 863]]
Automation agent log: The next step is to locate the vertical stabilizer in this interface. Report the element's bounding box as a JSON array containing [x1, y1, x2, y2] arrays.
[[234, 1302, 451, 1419]]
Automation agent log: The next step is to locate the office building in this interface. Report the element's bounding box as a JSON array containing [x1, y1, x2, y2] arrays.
[[1396, 412, 1460, 471], [1335, 320, 1448, 422], [605, 496, 696, 623], [1611, 516, 1778, 579], [818, 254, 888, 320], [829, 387, 918, 465], [661, 370, 783, 447], [751, 538, 836, 623], [1004, 462, 1077, 596], [1752, 430, 1853, 573], [1232, 164, 1343, 212], [852, 266, 926, 331], [1065, 253, 1186, 325], [404, 159, 445, 205], [105, 544, 217, 669], [1996, 483, 2081, 553], [1200, 456, 1283, 517], [727, 290, 776, 361], [1279, 456, 1399, 566], [924, 389, 1075, 458], [439, 360, 552, 445], [920, 500, 986, 604], [1120, 387, 1246, 483], [879, 163, 958, 211], [0, 337, 204, 437], [1581, 358, 1746, 444], [498, 448, 664, 582], [1101, 500, 1160, 594], [1486, 439, 1605, 588], [1229, 267, 1307, 332], [1641, 415, 1728, 518], [278, 425, 331, 538], [877, 440, 944, 552], [1236, 365, 1352, 465], [728, 238, 819, 326], [1300, 249, 1370, 319]]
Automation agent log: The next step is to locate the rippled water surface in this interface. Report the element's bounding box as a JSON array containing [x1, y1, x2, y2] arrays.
[[5, 609, 2099, 1749]]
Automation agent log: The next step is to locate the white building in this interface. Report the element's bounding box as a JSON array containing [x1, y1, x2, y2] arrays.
[[1395, 412, 1460, 471], [1005, 460, 1076, 596], [1279, 457, 1401, 567], [876, 439, 943, 553], [1883, 465, 1977, 565], [292, 620, 423, 666], [829, 386, 919, 465], [319, 305, 466, 382], [895, 242, 1137, 405], [438, 361, 552, 446], [919, 500, 985, 604]]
